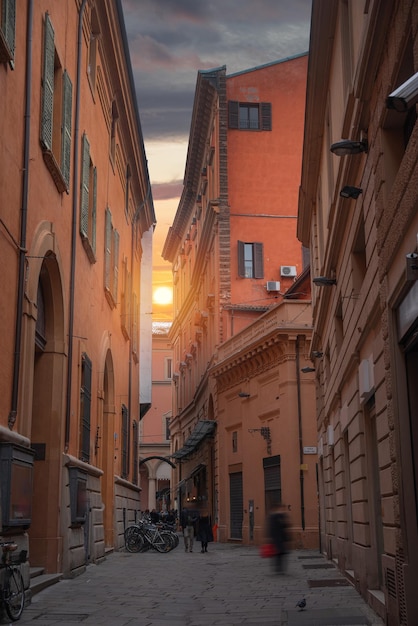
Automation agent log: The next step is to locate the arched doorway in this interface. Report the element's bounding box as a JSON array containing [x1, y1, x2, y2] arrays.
[[100, 348, 115, 548], [29, 255, 66, 572]]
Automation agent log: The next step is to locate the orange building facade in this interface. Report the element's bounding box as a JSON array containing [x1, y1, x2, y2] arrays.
[[0, 0, 154, 579], [139, 323, 173, 514], [163, 54, 317, 546]]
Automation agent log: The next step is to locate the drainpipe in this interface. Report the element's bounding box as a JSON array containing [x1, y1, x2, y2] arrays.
[[8, 0, 34, 430], [295, 335, 305, 531], [65, 0, 87, 449]]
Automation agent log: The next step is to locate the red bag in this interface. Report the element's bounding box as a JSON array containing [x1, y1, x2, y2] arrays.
[[259, 543, 277, 558]]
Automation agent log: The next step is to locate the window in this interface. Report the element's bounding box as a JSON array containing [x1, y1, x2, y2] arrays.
[[104, 207, 120, 308], [237, 241, 264, 278], [80, 353, 92, 463], [40, 13, 72, 193], [232, 431, 237, 453], [110, 101, 119, 165], [165, 417, 171, 441], [87, 6, 100, 92], [120, 257, 131, 340], [121, 404, 129, 479], [228, 101, 272, 130], [0, 0, 15, 65], [132, 421, 138, 485], [80, 133, 97, 262], [165, 357, 172, 380]]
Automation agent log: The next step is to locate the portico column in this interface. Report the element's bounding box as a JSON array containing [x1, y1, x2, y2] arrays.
[[148, 476, 157, 510]]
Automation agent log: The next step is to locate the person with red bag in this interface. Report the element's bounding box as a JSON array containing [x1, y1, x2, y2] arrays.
[[268, 502, 290, 574]]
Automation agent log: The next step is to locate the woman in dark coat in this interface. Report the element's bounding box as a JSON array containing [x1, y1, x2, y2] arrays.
[[196, 508, 214, 553], [268, 503, 290, 573]]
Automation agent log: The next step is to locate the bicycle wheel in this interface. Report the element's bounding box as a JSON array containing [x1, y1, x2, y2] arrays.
[[4, 566, 24, 621], [154, 531, 173, 553], [124, 526, 145, 553]]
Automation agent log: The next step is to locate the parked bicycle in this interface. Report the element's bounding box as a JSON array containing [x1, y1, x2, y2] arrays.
[[124, 520, 178, 553], [0, 541, 26, 621]]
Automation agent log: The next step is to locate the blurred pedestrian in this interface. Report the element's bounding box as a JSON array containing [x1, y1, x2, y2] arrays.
[[180, 506, 199, 553], [196, 507, 213, 553], [268, 502, 290, 574]]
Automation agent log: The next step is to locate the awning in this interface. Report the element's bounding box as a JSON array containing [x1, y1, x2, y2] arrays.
[[172, 420, 216, 460]]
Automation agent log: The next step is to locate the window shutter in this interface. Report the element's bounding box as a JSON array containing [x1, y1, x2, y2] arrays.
[[92, 166, 97, 254], [61, 71, 72, 189], [237, 240, 245, 277], [81, 353, 92, 462], [105, 208, 112, 291], [113, 229, 120, 303], [3, 0, 16, 61], [261, 102, 272, 131], [41, 13, 55, 150], [121, 404, 129, 479], [80, 134, 90, 238], [253, 242, 264, 278], [228, 101, 239, 129]]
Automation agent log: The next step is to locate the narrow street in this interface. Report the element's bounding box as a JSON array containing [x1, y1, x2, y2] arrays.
[[12, 542, 384, 626]]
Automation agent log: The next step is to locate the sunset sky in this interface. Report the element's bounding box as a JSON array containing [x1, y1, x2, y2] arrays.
[[120, 0, 312, 320]]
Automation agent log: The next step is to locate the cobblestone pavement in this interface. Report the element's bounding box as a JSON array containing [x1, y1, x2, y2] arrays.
[[8, 540, 385, 626]]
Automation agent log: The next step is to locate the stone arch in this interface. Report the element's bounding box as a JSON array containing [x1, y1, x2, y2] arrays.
[[22, 222, 66, 572]]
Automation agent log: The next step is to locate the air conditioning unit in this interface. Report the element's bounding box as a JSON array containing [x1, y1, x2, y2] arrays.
[[280, 265, 297, 277], [266, 281, 281, 292]]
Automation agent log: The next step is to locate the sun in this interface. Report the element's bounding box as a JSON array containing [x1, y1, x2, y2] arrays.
[[153, 286, 173, 306]]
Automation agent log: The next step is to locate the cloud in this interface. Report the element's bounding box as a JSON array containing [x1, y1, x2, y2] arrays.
[[122, 0, 312, 153]]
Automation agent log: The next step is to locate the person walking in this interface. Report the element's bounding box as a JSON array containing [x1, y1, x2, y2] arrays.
[[268, 502, 290, 574], [196, 507, 213, 553], [180, 507, 198, 553]]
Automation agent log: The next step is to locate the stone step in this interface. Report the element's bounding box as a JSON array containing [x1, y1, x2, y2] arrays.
[[29, 571, 62, 596]]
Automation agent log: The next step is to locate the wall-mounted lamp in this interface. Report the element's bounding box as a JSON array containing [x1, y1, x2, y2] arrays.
[[340, 185, 363, 199], [313, 276, 337, 286], [238, 392, 250, 398], [301, 366, 315, 373], [406, 253, 418, 281], [386, 71, 418, 112], [312, 351, 323, 358], [330, 139, 368, 156]]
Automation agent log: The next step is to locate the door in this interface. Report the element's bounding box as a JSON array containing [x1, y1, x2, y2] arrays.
[[229, 472, 243, 539]]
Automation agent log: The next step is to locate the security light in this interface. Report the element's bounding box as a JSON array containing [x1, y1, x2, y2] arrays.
[[386, 71, 418, 112], [238, 392, 250, 398], [312, 351, 323, 358], [301, 366, 315, 373], [330, 139, 368, 156], [340, 186, 363, 199]]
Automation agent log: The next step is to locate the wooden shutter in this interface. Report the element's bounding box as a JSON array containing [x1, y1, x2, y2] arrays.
[[105, 208, 112, 292], [113, 229, 120, 303], [261, 102, 272, 130], [61, 71, 72, 189], [237, 240, 245, 277], [121, 404, 129, 479], [228, 101, 239, 129], [91, 166, 97, 253], [80, 134, 90, 238], [253, 242, 264, 278], [132, 420, 138, 485], [41, 13, 55, 150], [81, 353, 92, 463], [2, 0, 16, 60]]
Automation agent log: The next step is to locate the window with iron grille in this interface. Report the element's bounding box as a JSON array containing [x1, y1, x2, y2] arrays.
[[237, 241, 264, 278], [132, 420, 138, 485], [228, 101, 272, 130], [80, 353, 92, 463]]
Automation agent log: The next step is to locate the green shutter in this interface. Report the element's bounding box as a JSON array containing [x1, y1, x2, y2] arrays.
[[261, 102, 272, 131], [81, 353, 92, 463], [253, 242, 264, 278], [113, 229, 120, 303], [92, 166, 97, 254], [237, 240, 245, 277], [41, 13, 55, 150], [2, 0, 16, 61], [105, 208, 111, 291], [228, 101, 239, 129], [61, 71, 72, 189], [80, 134, 90, 238]]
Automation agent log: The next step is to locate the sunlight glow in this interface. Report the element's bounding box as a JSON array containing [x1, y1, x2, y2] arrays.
[[153, 286, 173, 306]]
